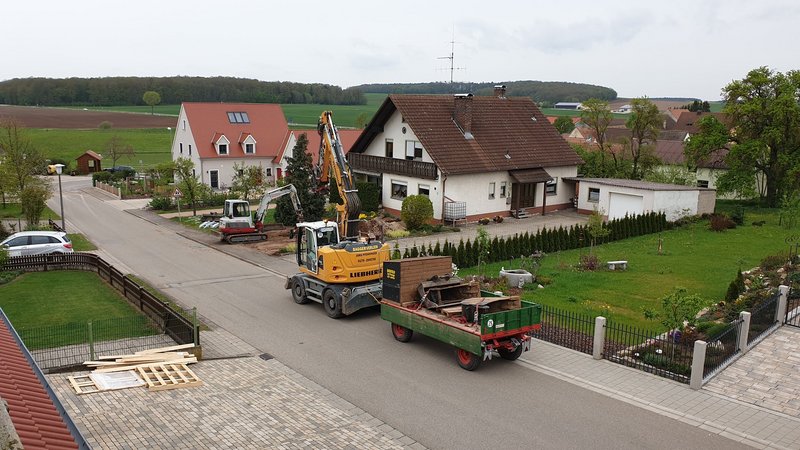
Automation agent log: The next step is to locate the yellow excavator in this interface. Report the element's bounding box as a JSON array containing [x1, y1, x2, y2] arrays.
[[285, 111, 390, 318]]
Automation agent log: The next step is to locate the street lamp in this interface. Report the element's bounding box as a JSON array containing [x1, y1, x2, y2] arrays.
[[54, 164, 66, 232]]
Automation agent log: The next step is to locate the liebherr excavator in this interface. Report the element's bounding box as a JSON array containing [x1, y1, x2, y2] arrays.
[[218, 184, 303, 243], [285, 111, 391, 318]]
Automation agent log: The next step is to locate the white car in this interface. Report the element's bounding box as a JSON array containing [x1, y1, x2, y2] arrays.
[[1, 231, 74, 257]]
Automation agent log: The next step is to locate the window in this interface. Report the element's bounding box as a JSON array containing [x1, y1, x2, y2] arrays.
[[238, 169, 244, 177], [546, 178, 557, 195], [418, 184, 430, 197], [266, 168, 272, 177], [385, 139, 394, 158], [588, 187, 600, 202], [499, 182, 507, 198], [697, 180, 709, 188], [182, 120, 186, 130], [488, 182, 496, 199], [227, 112, 250, 124], [218, 144, 228, 155], [88, 160, 94, 168], [245, 143, 255, 154], [179, 143, 183, 154], [188, 144, 192, 156], [405, 140, 423, 160], [391, 180, 407, 200], [210, 170, 219, 189], [5, 236, 28, 247], [192, 169, 196, 177]]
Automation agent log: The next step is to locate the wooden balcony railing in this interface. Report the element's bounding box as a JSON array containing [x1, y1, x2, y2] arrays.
[[348, 153, 438, 180]]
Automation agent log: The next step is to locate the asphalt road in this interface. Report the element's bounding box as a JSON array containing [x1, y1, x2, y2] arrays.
[[50, 177, 747, 450]]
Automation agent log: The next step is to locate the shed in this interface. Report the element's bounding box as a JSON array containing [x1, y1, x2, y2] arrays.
[[567, 178, 716, 221], [75, 150, 103, 175]]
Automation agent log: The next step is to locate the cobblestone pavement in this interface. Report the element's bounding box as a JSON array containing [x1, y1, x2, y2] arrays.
[[47, 329, 423, 450], [705, 327, 800, 418]]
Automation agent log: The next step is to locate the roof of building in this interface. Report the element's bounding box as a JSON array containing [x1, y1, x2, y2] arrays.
[[350, 94, 583, 176], [280, 128, 362, 166], [565, 177, 709, 191], [0, 310, 85, 449], [665, 110, 728, 133], [76, 150, 102, 160], [181, 103, 291, 161]]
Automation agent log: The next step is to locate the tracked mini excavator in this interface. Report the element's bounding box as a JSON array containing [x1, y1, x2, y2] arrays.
[[285, 111, 391, 318], [218, 184, 303, 243]]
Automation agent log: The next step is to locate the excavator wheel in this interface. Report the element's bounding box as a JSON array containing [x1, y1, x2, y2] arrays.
[[323, 289, 344, 319], [290, 277, 309, 304]]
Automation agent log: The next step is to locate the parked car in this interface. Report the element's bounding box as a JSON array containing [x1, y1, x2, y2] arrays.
[[104, 166, 136, 178], [0, 231, 74, 257]]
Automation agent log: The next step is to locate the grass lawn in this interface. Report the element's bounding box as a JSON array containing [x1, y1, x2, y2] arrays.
[[0, 203, 60, 220], [28, 128, 174, 170], [68, 233, 97, 251], [462, 207, 793, 331], [0, 271, 158, 348]]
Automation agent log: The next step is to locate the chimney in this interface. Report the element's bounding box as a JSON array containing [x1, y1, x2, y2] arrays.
[[493, 84, 507, 98], [453, 93, 474, 137]]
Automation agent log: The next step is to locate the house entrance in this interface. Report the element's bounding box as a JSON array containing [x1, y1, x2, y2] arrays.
[[512, 183, 536, 209]]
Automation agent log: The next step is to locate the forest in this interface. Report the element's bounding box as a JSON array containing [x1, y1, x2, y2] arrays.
[[354, 80, 617, 103], [0, 76, 367, 106]]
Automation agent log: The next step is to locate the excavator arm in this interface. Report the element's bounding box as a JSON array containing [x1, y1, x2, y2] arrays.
[[253, 184, 304, 231], [318, 111, 361, 240]]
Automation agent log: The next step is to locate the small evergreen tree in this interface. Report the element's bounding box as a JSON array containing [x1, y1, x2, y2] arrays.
[[725, 281, 740, 302], [403, 247, 410, 258], [433, 241, 441, 256], [456, 239, 466, 267], [392, 242, 401, 259], [276, 133, 325, 225]]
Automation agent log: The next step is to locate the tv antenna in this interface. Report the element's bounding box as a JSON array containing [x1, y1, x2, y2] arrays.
[[437, 31, 466, 83]]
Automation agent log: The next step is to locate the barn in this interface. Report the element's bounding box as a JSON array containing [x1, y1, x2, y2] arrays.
[[569, 178, 716, 221], [75, 150, 103, 175]]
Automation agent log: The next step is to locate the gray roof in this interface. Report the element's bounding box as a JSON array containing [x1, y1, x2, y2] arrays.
[[564, 177, 711, 191]]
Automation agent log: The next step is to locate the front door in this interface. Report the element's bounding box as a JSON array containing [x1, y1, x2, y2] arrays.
[[512, 183, 536, 209], [210, 170, 219, 189]]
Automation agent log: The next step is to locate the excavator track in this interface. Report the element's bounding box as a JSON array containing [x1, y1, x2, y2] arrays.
[[224, 233, 268, 244]]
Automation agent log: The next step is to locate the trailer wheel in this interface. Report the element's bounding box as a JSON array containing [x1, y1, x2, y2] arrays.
[[323, 290, 344, 319], [498, 345, 524, 361], [290, 277, 309, 304], [391, 323, 413, 342], [455, 349, 482, 371]]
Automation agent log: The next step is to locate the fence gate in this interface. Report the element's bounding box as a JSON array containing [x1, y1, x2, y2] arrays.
[[786, 293, 800, 328]]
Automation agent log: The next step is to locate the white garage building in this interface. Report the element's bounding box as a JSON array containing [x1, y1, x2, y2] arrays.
[[568, 178, 716, 221]]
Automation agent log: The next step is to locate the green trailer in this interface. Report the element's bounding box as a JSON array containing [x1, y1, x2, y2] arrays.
[[380, 298, 542, 370]]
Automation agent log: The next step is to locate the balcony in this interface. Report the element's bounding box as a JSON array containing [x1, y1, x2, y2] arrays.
[[348, 153, 438, 180]]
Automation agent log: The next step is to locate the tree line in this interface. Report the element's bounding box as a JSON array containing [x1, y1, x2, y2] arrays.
[[354, 80, 617, 103], [0, 76, 367, 106]]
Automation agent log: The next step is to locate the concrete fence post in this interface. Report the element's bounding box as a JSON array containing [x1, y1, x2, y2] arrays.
[[737, 311, 751, 354], [775, 285, 789, 324], [593, 316, 606, 360], [690, 340, 707, 390]]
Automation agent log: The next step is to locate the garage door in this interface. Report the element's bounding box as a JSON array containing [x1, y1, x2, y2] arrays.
[[608, 192, 644, 220]]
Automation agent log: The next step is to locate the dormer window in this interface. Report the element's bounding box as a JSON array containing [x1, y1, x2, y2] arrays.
[[245, 143, 254, 154], [240, 133, 257, 155], [227, 112, 250, 124], [215, 134, 230, 155]]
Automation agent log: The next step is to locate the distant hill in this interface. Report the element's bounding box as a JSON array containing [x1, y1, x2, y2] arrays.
[[0, 76, 366, 107], [353, 81, 617, 104]]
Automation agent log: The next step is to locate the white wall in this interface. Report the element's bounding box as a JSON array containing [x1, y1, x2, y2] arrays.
[[653, 190, 700, 221], [444, 172, 511, 219], [200, 158, 273, 190], [576, 181, 655, 216], [362, 111, 433, 163], [171, 106, 202, 177], [536, 166, 579, 208], [382, 174, 444, 218]]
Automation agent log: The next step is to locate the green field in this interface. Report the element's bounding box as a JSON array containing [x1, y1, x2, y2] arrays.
[[539, 107, 630, 119], [28, 128, 174, 170], [0, 203, 60, 220], [462, 207, 792, 330]]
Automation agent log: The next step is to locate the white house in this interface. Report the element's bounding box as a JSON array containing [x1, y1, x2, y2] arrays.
[[347, 88, 584, 222], [171, 103, 291, 189], [569, 178, 716, 221]]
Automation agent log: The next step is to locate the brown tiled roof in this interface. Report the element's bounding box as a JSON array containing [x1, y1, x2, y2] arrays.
[[654, 140, 686, 165], [665, 110, 728, 133], [0, 311, 84, 449], [510, 168, 552, 183], [351, 95, 583, 175], [659, 130, 688, 141], [77, 150, 102, 161], [283, 129, 362, 166]]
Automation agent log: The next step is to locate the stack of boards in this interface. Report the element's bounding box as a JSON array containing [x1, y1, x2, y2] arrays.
[[68, 343, 202, 394]]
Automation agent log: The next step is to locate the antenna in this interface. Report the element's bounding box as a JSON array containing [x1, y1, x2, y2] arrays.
[[437, 29, 466, 83]]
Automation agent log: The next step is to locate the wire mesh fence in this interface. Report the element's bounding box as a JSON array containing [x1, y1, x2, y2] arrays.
[[748, 292, 779, 344], [530, 305, 595, 355], [703, 319, 743, 379], [603, 321, 692, 384]]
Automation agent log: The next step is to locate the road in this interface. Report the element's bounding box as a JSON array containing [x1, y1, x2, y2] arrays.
[[50, 177, 746, 449]]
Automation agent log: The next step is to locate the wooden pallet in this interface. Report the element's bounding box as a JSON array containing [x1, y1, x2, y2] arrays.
[[68, 375, 100, 395], [137, 363, 203, 392]]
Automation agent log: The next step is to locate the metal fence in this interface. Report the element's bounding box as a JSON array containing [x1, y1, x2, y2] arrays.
[[748, 292, 780, 344], [603, 321, 692, 384], [531, 305, 595, 355], [787, 290, 800, 328], [703, 319, 743, 379], [2, 253, 199, 371]]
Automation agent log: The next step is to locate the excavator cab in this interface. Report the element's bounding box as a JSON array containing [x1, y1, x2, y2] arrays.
[[223, 200, 251, 220], [296, 221, 339, 273]]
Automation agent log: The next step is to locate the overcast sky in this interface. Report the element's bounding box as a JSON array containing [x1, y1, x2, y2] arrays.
[[4, 0, 797, 100]]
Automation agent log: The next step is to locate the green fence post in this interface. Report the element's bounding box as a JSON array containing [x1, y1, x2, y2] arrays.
[[87, 320, 95, 361], [192, 307, 199, 346]]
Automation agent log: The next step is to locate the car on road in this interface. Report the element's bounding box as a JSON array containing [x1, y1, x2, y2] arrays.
[[0, 231, 74, 257]]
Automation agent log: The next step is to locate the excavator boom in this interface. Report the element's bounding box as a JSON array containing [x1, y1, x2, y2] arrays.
[[318, 111, 361, 240]]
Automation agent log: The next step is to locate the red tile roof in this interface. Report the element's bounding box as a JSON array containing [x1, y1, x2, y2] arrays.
[[351, 95, 583, 175], [77, 150, 102, 161], [288, 128, 362, 166], [665, 110, 728, 133], [182, 103, 291, 161], [0, 312, 84, 449]]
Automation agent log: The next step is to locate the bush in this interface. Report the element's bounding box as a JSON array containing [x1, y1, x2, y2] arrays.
[[760, 254, 786, 271], [386, 229, 410, 239], [149, 196, 174, 210], [579, 254, 599, 271], [98, 121, 113, 130], [356, 182, 380, 212], [725, 281, 740, 302], [709, 214, 735, 231], [401, 195, 433, 231], [92, 171, 113, 185]]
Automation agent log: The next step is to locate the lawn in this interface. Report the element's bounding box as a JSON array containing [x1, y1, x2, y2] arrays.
[[462, 207, 793, 330], [539, 107, 630, 119], [0, 203, 60, 220], [28, 128, 174, 170], [69, 233, 97, 251]]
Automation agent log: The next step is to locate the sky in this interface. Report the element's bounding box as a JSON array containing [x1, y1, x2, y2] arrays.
[[4, 0, 798, 100]]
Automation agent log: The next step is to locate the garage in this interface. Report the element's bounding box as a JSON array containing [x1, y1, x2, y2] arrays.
[[608, 192, 644, 220]]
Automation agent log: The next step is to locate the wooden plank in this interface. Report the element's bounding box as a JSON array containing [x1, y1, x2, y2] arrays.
[[68, 375, 100, 395], [93, 357, 197, 373], [137, 363, 203, 392], [134, 344, 196, 355]]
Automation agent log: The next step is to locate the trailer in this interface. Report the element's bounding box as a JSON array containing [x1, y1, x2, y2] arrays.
[[380, 287, 542, 371]]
